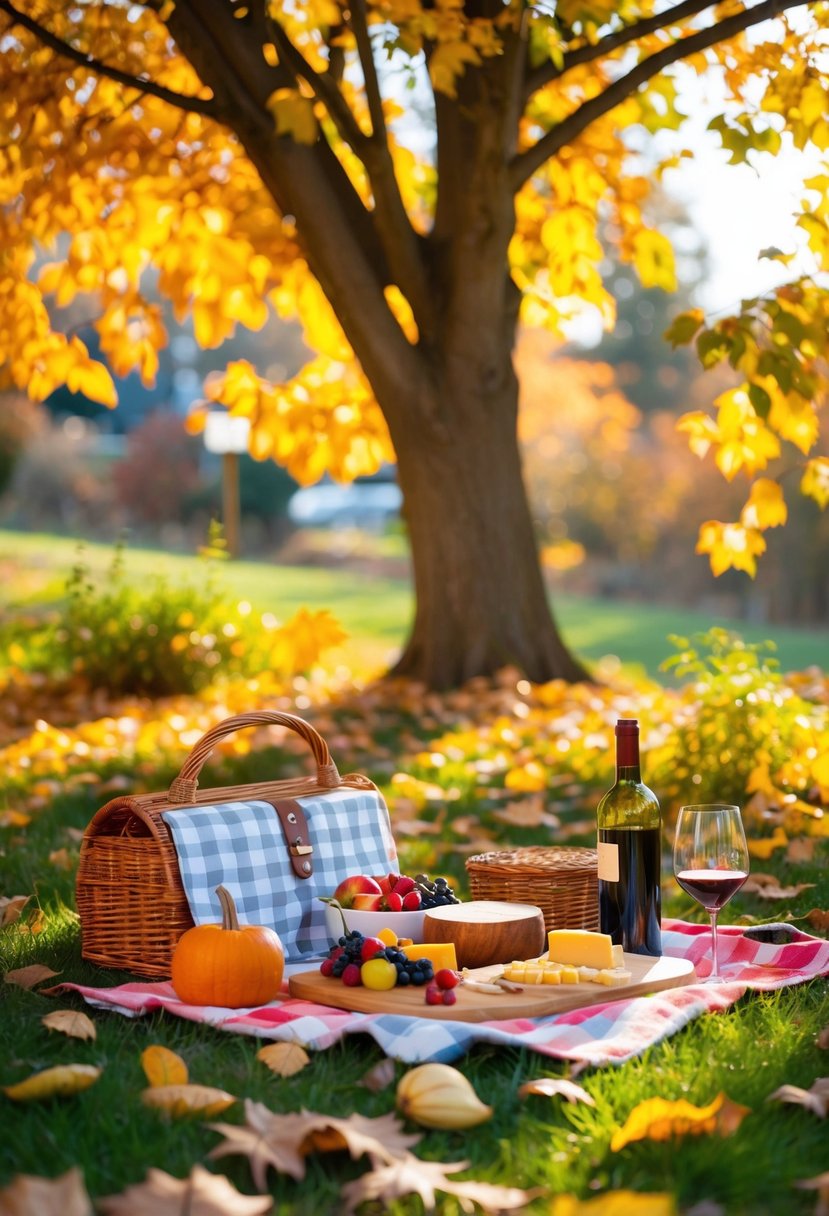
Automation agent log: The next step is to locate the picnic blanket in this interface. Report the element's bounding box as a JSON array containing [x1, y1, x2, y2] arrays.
[[58, 920, 829, 1066]]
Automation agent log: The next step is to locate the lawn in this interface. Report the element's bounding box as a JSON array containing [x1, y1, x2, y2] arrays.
[[0, 530, 828, 1215]]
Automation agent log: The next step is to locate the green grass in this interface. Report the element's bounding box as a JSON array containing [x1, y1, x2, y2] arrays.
[[1, 529, 826, 678]]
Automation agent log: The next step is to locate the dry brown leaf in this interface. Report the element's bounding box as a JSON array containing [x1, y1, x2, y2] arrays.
[[0, 1166, 93, 1216], [611, 1093, 750, 1151], [208, 1100, 308, 1186], [140, 1045, 188, 1088], [492, 795, 561, 829], [0, 895, 30, 927], [3, 963, 59, 989], [766, 1078, 829, 1118], [42, 1010, 96, 1042], [22, 907, 46, 935], [786, 837, 817, 863], [519, 1076, 596, 1106], [97, 1164, 272, 1216], [3, 1064, 101, 1102], [394, 819, 443, 836], [340, 1152, 540, 1215], [296, 1110, 422, 1162], [741, 874, 815, 900], [256, 1042, 310, 1077], [805, 909, 829, 933], [795, 1171, 829, 1216], [48, 848, 74, 871], [141, 1084, 236, 1118], [359, 1058, 396, 1092]]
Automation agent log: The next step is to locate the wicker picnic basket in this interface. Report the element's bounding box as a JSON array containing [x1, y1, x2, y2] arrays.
[[75, 710, 383, 978], [465, 846, 600, 933]]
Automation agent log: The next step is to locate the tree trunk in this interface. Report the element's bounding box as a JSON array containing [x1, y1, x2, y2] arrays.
[[388, 368, 591, 690]]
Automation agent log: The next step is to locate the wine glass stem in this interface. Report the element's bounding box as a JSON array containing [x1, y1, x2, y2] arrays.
[[710, 910, 720, 979]]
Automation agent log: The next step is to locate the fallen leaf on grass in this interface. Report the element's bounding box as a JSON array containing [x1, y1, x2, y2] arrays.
[[97, 1164, 271, 1216], [794, 1171, 829, 1216], [805, 909, 829, 933], [48, 848, 75, 871], [0, 1165, 93, 1216], [3, 963, 59, 989], [0, 810, 31, 829], [141, 1045, 188, 1087], [0, 895, 30, 926], [748, 828, 788, 859], [256, 1042, 310, 1076], [42, 1010, 96, 1042], [766, 1078, 829, 1118], [817, 1026, 829, 1050], [492, 795, 561, 829], [3, 1064, 101, 1102], [340, 1153, 541, 1215], [611, 1093, 750, 1151], [359, 1058, 396, 1092], [741, 874, 815, 900], [141, 1084, 236, 1118], [786, 837, 817, 863], [209, 1100, 422, 1188], [549, 1193, 677, 1216], [519, 1076, 596, 1106]]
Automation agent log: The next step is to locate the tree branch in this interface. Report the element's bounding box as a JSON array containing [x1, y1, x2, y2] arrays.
[[0, 0, 219, 117], [524, 0, 718, 101], [511, 0, 801, 191], [351, 0, 387, 144]]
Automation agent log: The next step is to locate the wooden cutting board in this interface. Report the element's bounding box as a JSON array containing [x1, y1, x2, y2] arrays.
[[288, 953, 696, 1023]]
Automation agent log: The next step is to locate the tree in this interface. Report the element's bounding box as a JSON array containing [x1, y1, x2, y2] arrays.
[[1, 1, 827, 688]]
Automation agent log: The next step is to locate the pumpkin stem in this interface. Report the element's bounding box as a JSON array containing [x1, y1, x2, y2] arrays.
[[216, 885, 240, 932]]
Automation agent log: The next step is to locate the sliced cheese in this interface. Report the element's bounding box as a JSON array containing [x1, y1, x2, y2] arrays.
[[402, 942, 458, 971], [547, 929, 616, 970], [595, 967, 633, 987], [612, 944, 624, 967]]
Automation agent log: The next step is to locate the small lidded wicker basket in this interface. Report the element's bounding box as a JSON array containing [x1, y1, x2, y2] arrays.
[[465, 846, 599, 933]]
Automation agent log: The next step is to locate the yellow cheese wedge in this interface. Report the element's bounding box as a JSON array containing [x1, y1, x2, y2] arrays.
[[402, 942, 458, 971], [547, 929, 616, 970]]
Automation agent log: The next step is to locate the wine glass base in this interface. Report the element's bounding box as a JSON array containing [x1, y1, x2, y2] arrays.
[[702, 974, 726, 985]]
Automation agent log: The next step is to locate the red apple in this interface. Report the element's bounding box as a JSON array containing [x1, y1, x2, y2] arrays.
[[331, 874, 383, 910]]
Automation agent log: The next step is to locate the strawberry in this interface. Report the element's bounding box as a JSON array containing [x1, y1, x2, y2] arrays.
[[385, 891, 403, 913], [360, 936, 387, 962], [401, 889, 421, 911], [434, 968, 459, 990], [392, 875, 416, 896], [373, 874, 393, 895]]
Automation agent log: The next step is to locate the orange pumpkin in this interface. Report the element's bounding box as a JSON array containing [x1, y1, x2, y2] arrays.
[[171, 885, 284, 1007]]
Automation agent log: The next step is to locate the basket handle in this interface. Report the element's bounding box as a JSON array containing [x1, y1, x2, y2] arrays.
[[166, 711, 340, 803]]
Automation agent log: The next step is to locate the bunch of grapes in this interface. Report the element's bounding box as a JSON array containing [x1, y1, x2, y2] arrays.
[[380, 946, 434, 987], [319, 931, 435, 988], [415, 874, 460, 910]]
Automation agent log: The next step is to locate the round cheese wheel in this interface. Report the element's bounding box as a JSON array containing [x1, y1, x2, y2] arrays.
[[422, 900, 545, 969]]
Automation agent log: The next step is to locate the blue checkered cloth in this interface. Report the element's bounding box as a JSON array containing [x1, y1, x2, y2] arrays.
[[161, 788, 397, 960]]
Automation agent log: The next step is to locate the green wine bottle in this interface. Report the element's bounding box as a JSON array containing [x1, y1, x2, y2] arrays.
[[597, 718, 662, 956]]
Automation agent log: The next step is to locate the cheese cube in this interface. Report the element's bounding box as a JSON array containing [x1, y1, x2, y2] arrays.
[[577, 966, 599, 983], [541, 967, 562, 985], [560, 965, 580, 983], [595, 967, 633, 987], [402, 942, 458, 971], [503, 963, 526, 982], [524, 965, 544, 984], [547, 929, 616, 970]]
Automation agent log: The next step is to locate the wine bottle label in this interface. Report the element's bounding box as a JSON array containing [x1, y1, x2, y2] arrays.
[[597, 840, 620, 882]]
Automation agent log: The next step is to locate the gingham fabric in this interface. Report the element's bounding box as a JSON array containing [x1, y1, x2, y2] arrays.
[[161, 788, 397, 960], [59, 920, 829, 1066]]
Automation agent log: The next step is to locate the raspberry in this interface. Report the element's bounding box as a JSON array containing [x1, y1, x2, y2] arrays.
[[434, 968, 459, 990], [442, 989, 458, 1006], [424, 983, 444, 1006], [341, 963, 362, 986], [401, 890, 421, 911], [319, 957, 336, 977]]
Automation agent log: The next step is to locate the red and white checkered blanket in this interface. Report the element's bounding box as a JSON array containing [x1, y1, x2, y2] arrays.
[[58, 920, 829, 1065]]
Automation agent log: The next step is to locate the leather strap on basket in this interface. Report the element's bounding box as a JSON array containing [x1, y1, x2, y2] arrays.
[[271, 798, 314, 879], [166, 711, 340, 804]]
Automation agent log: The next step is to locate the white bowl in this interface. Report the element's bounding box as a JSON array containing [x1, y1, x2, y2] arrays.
[[322, 901, 425, 947]]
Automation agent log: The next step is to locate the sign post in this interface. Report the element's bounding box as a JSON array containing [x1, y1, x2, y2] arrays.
[[203, 413, 250, 559]]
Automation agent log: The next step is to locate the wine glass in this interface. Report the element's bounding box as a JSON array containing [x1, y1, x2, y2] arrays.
[[673, 804, 749, 984]]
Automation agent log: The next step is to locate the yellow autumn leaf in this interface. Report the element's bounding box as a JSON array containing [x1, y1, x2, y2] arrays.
[[748, 826, 788, 859], [801, 457, 829, 508], [3, 1064, 102, 1102], [42, 1010, 97, 1042], [696, 520, 766, 577], [740, 479, 787, 530], [267, 88, 318, 144], [428, 40, 481, 98], [550, 1192, 676, 1216], [257, 1042, 311, 1077], [611, 1092, 749, 1152], [141, 1083, 237, 1118], [714, 388, 781, 480], [631, 229, 677, 292], [141, 1045, 189, 1088], [812, 751, 829, 798]]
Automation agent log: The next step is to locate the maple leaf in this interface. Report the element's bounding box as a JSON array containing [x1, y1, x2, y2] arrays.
[[141, 1084, 236, 1118], [766, 1078, 829, 1118], [141, 1045, 189, 1087], [256, 1042, 310, 1077], [611, 1093, 750, 1151], [208, 1100, 308, 1187], [0, 1166, 93, 1216], [97, 1165, 272, 1216], [41, 1010, 97, 1042], [340, 1153, 540, 1215], [3, 964, 59, 989], [519, 1076, 596, 1106]]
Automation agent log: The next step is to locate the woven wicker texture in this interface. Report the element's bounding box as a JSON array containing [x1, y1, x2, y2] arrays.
[[76, 711, 374, 978], [466, 846, 599, 933]]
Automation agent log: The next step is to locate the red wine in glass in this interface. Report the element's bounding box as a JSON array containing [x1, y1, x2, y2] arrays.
[[673, 805, 750, 983]]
